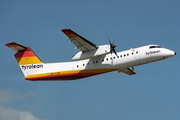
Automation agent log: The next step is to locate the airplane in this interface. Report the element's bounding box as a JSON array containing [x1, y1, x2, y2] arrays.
[[5, 28, 176, 81]]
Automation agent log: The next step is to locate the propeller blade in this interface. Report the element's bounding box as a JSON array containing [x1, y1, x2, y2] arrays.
[[108, 39, 118, 56], [109, 39, 112, 54], [109, 39, 112, 47], [132, 67, 134, 71], [112, 48, 118, 56]]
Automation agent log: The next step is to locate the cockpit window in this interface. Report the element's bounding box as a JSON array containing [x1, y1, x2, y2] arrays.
[[149, 46, 162, 49]]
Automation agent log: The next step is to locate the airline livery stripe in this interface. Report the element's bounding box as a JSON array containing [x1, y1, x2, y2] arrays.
[[14, 47, 37, 58], [62, 29, 73, 35], [66, 33, 78, 38], [26, 73, 100, 80], [62, 29, 78, 38], [25, 69, 118, 80], [16, 57, 43, 65]]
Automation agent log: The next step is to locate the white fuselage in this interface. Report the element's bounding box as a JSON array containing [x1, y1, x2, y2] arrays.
[[45, 44, 175, 71], [24, 44, 175, 80]]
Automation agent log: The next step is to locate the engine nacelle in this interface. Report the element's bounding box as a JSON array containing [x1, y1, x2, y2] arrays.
[[72, 45, 110, 60]]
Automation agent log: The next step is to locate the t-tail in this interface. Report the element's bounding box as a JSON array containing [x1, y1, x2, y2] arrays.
[[5, 42, 44, 78]]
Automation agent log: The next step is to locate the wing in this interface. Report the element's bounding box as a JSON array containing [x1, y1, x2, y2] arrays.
[[117, 68, 136, 75], [62, 29, 98, 52]]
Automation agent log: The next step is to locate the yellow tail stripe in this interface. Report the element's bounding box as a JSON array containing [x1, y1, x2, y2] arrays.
[[16, 57, 43, 65]]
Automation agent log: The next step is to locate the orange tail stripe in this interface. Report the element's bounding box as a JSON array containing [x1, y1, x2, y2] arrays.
[[14, 47, 42, 65]]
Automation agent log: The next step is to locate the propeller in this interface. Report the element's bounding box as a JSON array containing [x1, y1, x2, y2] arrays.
[[132, 67, 134, 71], [109, 39, 118, 56]]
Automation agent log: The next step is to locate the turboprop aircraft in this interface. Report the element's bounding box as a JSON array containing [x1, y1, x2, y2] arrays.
[[5, 29, 176, 81]]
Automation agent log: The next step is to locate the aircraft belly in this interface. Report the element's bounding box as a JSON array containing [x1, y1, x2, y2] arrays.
[[25, 68, 118, 81]]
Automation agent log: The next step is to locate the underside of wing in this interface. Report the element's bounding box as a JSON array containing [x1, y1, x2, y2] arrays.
[[62, 29, 98, 52]]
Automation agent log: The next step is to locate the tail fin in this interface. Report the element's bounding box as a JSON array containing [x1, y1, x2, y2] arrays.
[[5, 42, 44, 77]]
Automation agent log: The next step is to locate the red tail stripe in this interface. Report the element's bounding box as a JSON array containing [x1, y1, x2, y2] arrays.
[[26, 73, 100, 81], [61, 29, 73, 35], [14, 47, 36, 58]]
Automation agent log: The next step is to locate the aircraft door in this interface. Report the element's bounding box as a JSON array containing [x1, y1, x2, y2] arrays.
[[135, 49, 141, 59]]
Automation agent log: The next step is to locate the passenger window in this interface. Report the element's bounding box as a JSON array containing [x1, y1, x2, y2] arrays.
[[77, 65, 79, 68], [136, 51, 138, 54], [124, 54, 126, 57], [113, 57, 115, 59], [127, 53, 129, 56], [96, 61, 98, 63], [106, 58, 108, 61]]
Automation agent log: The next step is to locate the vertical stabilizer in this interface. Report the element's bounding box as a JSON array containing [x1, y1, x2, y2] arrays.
[[5, 42, 44, 77]]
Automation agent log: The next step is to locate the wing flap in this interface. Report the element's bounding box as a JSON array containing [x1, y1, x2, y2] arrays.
[[62, 29, 98, 52]]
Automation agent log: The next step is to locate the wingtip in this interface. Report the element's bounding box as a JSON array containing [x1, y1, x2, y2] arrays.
[[61, 28, 70, 31], [62, 28, 74, 35]]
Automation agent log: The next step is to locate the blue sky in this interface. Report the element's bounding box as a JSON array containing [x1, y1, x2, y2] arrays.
[[0, 0, 179, 120]]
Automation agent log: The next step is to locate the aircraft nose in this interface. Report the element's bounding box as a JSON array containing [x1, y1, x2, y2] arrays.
[[162, 49, 176, 58], [165, 50, 176, 58]]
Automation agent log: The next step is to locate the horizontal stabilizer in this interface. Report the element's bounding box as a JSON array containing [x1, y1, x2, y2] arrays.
[[5, 42, 26, 52]]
